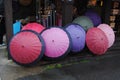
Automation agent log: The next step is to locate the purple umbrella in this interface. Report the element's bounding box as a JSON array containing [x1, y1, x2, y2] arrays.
[[41, 27, 71, 60], [65, 23, 86, 52], [98, 24, 115, 48], [85, 10, 101, 27]]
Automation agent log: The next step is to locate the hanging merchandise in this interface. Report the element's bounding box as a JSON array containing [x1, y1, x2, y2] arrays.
[[9, 30, 45, 66], [86, 28, 108, 55], [65, 23, 86, 52], [41, 27, 71, 60], [98, 24, 115, 48], [72, 16, 94, 31]]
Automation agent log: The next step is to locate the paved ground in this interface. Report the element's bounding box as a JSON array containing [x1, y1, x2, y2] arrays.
[[1, 46, 120, 80], [0, 35, 120, 80], [0, 46, 45, 80], [16, 52, 120, 80]]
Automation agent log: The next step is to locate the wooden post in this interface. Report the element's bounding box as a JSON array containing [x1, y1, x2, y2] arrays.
[[4, 0, 13, 59], [62, 0, 73, 26], [102, 0, 112, 24]]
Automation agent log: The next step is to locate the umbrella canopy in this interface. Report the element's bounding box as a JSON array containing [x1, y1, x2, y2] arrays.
[[9, 30, 45, 66], [86, 28, 108, 55], [85, 10, 101, 27], [72, 16, 93, 31], [22, 22, 45, 33], [41, 27, 71, 60], [65, 23, 86, 52], [98, 24, 115, 48]]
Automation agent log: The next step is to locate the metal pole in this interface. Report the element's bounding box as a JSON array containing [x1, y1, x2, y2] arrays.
[[102, 0, 112, 24]]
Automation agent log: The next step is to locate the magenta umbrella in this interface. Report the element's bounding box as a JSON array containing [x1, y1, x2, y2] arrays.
[[9, 30, 45, 66], [22, 22, 45, 33], [86, 28, 108, 55], [65, 23, 86, 52], [41, 27, 71, 60], [98, 24, 115, 48]]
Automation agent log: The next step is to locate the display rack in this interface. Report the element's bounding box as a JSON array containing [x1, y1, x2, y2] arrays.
[[109, 0, 120, 33], [36, 0, 62, 28]]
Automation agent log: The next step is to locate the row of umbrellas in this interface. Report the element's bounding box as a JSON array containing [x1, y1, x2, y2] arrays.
[[9, 11, 115, 66]]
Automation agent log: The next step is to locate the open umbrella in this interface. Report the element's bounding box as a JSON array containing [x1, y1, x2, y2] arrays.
[[22, 22, 45, 33], [85, 10, 101, 27], [98, 24, 115, 48], [9, 30, 45, 66], [86, 28, 108, 55], [65, 23, 86, 52], [72, 16, 93, 31], [41, 27, 71, 60]]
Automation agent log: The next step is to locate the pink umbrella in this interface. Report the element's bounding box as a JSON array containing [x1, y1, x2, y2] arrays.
[[41, 27, 71, 60], [86, 28, 108, 55], [22, 22, 45, 33], [98, 24, 115, 48], [9, 30, 45, 66]]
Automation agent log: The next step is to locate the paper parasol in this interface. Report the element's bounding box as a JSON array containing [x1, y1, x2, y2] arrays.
[[72, 16, 93, 31], [86, 28, 108, 55], [85, 10, 101, 27], [98, 24, 115, 48], [41, 27, 71, 60], [22, 22, 45, 33], [9, 30, 45, 66], [65, 23, 86, 52]]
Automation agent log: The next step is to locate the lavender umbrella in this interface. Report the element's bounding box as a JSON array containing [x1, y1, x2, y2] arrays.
[[98, 24, 115, 48], [65, 23, 86, 52], [22, 22, 45, 33], [9, 30, 45, 66], [85, 10, 101, 27], [41, 27, 71, 60], [72, 16, 94, 31], [86, 28, 108, 55]]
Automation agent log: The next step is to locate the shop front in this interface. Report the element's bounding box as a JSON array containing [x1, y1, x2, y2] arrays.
[[3, 0, 120, 61]]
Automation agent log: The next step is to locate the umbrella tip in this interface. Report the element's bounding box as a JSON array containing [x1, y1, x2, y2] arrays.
[[52, 40, 55, 42]]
